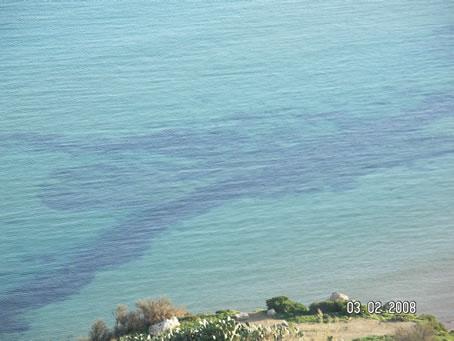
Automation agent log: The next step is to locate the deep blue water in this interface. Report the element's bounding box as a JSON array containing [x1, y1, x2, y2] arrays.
[[1, 1, 454, 340]]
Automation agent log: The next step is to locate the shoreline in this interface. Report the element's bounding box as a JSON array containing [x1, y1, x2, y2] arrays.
[[81, 294, 454, 341]]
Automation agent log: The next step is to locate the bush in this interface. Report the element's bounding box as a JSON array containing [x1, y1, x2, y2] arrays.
[[85, 296, 186, 340], [136, 297, 186, 327], [114, 304, 147, 337], [309, 300, 351, 314], [113, 297, 185, 337], [265, 296, 308, 316], [308, 300, 370, 317], [394, 324, 436, 341], [89, 319, 113, 341], [215, 309, 240, 319]]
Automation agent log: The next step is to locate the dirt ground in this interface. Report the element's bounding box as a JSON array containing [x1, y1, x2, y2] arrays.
[[244, 311, 416, 340]]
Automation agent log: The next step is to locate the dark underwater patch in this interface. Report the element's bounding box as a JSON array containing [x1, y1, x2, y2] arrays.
[[1, 91, 453, 334]]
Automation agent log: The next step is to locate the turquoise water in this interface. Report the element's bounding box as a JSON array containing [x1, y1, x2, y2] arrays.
[[1, 0, 454, 339]]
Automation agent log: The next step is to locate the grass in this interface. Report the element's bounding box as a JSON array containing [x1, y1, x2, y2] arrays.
[[177, 309, 241, 329]]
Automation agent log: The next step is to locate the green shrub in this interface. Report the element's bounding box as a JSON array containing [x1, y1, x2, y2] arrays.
[[309, 300, 345, 314], [215, 309, 240, 319], [89, 319, 113, 341], [309, 300, 370, 317], [265, 296, 308, 316]]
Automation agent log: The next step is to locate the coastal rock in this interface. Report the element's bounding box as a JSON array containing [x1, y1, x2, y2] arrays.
[[328, 292, 349, 302], [149, 316, 180, 335], [233, 312, 249, 321], [267, 308, 276, 317]]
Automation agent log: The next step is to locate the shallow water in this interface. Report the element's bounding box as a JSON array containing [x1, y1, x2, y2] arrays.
[[1, 0, 454, 340]]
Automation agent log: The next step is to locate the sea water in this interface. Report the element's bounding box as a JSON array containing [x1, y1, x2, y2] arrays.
[[0, 0, 453, 340]]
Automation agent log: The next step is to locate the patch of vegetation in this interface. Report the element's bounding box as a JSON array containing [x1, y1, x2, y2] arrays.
[[309, 300, 346, 314], [391, 315, 454, 341], [265, 296, 308, 316], [120, 318, 304, 341], [289, 313, 351, 323], [84, 297, 186, 341], [394, 324, 436, 341], [215, 309, 241, 319], [83, 295, 453, 341], [362, 313, 453, 341], [353, 336, 395, 341], [266, 296, 366, 322], [88, 319, 113, 341], [113, 304, 147, 336], [417, 314, 447, 333], [263, 296, 453, 341], [177, 309, 241, 330], [364, 311, 417, 322], [416, 315, 454, 341]]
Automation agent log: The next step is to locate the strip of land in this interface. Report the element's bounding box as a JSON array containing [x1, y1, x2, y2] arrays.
[[245, 311, 416, 340]]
